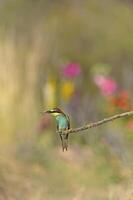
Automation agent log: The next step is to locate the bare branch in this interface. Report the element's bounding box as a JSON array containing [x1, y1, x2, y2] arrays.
[[58, 111, 133, 135]]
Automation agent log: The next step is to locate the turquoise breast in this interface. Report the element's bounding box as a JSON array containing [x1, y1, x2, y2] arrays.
[[56, 115, 68, 130]]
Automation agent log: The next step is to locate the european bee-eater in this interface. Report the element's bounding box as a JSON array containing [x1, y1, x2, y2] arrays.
[[45, 108, 70, 151]]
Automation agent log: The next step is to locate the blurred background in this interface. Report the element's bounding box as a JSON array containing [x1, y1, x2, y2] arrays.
[[0, 0, 133, 199]]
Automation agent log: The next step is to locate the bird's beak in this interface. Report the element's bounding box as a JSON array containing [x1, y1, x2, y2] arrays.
[[44, 110, 52, 114]]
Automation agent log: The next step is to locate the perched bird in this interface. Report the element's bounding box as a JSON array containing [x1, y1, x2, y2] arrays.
[[45, 108, 70, 151]]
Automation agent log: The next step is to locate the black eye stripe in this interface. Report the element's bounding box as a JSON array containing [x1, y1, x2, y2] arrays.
[[48, 110, 59, 114]]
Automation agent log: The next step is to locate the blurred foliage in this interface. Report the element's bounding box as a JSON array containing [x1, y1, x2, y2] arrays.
[[0, 0, 133, 199]]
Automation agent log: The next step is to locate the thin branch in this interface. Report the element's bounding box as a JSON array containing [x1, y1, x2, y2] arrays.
[[58, 111, 133, 135]]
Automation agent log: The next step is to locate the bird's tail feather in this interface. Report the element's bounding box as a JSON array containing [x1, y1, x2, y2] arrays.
[[60, 134, 68, 151]]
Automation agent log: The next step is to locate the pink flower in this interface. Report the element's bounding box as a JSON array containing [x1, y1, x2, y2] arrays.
[[94, 75, 117, 96], [62, 62, 81, 78]]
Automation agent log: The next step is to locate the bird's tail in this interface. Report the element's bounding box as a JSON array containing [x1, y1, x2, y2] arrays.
[[60, 134, 68, 151]]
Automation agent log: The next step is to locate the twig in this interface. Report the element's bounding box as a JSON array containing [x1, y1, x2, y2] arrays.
[[58, 111, 133, 135]]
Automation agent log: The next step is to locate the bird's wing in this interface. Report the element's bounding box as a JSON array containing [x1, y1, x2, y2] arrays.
[[57, 123, 59, 131], [66, 114, 70, 129]]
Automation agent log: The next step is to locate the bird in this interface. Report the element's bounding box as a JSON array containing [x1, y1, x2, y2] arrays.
[[45, 108, 70, 151]]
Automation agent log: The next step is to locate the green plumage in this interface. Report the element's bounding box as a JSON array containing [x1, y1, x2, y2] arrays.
[[56, 115, 70, 130], [45, 108, 70, 151]]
